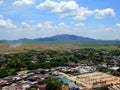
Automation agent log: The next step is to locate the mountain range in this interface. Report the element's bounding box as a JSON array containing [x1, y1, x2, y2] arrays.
[[0, 34, 119, 43]]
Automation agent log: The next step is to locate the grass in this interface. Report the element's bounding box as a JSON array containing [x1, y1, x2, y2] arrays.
[[0, 42, 120, 54]]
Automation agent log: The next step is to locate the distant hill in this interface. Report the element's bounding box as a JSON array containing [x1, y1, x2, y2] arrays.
[[0, 34, 120, 43], [33, 34, 96, 42]]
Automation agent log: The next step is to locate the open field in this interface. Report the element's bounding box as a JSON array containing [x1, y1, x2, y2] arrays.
[[0, 42, 120, 54], [76, 72, 120, 89], [58, 72, 120, 89]]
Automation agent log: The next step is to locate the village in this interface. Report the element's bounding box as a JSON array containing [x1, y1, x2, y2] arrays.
[[0, 65, 120, 90], [0, 49, 120, 90]]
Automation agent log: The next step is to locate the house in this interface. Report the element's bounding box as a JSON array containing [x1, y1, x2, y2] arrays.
[[36, 84, 47, 90], [27, 76, 37, 81], [32, 69, 44, 74], [108, 67, 120, 71], [2, 83, 30, 90], [0, 79, 7, 86], [62, 83, 69, 90]]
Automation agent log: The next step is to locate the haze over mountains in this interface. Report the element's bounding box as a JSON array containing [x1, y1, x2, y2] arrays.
[[0, 34, 120, 43]]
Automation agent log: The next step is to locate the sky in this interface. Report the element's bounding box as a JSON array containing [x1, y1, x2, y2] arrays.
[[0, 0, 120, 40]]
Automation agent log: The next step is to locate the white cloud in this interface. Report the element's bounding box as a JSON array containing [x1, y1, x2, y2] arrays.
[[92, 28, 120, 40], [0, 0, 3, 4], [13, 0, 35, 6], [37, 0, 58, 9], [116, 23, 120, 28], [74, 22, 84, 27], [94, 8, 115, 18], [74, 7, 93, 20], [0, 19, 16, 29], [21, 22, 30, 27], [57, 22, 66, 26], [103, 28, 113, 31], [0, 14, 3, 18], [36, 21, 54, 30], [0, 21, 72, 40], [0, 21, 120, 40], [37, 0, 115, 20], [37, 0, 79, 17], [55, 22, 69, 30], [35, 22, 69, 33]]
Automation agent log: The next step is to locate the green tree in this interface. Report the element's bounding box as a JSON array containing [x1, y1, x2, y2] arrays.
[[99, 66, 109, 73], [0, 69, 9, 78], [26, 87, 37, 90], [45, 77, 63, 90]]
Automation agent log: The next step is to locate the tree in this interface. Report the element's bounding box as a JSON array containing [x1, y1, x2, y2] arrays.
[[117, 68, 120, 72], [45, 77, 63, 90], [99, 66, 109, 73], [97, 86, 109, 90], [0, 69, 9, 78], [26, 87, 37, 90]]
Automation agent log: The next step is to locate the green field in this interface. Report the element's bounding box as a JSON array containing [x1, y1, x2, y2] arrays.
[[0, 42, 120, 54]]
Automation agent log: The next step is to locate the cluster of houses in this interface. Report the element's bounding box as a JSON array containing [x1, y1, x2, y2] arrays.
[[0, 64, 98, 90], [0, 49, 120, 90], [0, 69, 50, 90], [57, 65, 97, 75], [0, 67, 120, 90]]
